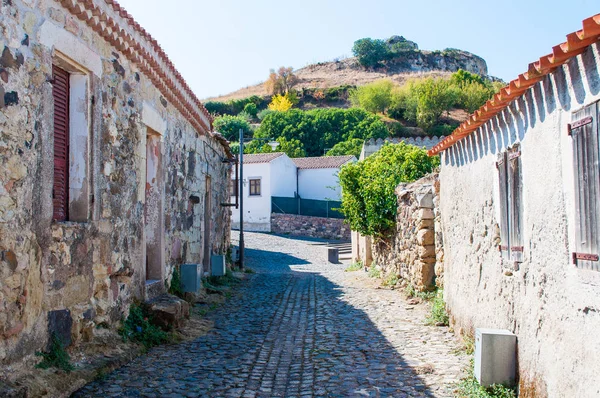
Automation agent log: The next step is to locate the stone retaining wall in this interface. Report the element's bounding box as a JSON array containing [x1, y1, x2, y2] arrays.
[[372, 173, 443, 291], [271, 214, 350, 240]]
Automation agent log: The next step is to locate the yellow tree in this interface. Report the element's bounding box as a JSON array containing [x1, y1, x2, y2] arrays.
[[268, 94, 293, 112]]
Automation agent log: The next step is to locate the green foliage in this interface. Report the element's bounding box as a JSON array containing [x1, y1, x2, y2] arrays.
[[367, 263, 381, 278], [326, 138, 364, 158], [213, 114, 253, 142], [119, 303, 171, 349], [451, 69, 503, 113], [352, 38, 389, 68], [405, 284, 436, 301], [168, 266, 184, 298], [382, 273, 399, 287], [35, 333, 74, 372], [456, 359, 516, 398], [350, 79, 394, 114], [255, 108, 387, 157], [345, 261, 363, 272], [245, 136, 306, 158], [205, 95, 265, 117], [426, 289, 449, 326], [206, 269, 241, 287], [257, 108, 273, 121], [450, 69, 485, 86], [339, 143, 439, 237]]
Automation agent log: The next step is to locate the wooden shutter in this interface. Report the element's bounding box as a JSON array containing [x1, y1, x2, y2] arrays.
[[497, 152, 510, 260], [52, 65, 69, 222], [571, 103, 600, 271], [507, 146, 524, 263]]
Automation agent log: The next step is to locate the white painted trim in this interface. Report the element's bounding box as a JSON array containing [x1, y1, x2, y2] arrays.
[[142, 102, 167, 136], [39, 20, 102, 77]]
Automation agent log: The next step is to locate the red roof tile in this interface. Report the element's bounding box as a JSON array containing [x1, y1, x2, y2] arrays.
[[292, 155, 355, 169], [243, 152, 285, 164], [428, 13, 600, 156]]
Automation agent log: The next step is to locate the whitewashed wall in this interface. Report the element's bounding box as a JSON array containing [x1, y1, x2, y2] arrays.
[[231, 163, 271, 232], [298, 168, 342, 200], [270, 156, 297, 197], [439, 42, 600, 397]]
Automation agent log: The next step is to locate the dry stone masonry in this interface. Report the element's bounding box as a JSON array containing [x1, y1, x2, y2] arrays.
[[0, 0, 231, 366], [372, 174, 443, 291], [271, 213, 350, 241]]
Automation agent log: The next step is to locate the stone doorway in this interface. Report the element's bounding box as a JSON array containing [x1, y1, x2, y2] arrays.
[[145, 130, 164, 285]]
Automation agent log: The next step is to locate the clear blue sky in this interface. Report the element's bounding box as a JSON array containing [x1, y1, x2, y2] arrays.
[[117, 0, 598, 99]]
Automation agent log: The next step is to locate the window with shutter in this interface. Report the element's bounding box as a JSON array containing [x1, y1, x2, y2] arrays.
[[571, 102, 600, 271], [52, 65, 70, 222], [497, 152, 510, 260], [507, 146, 524, 263]]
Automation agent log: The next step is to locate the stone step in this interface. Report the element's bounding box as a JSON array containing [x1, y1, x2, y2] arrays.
[[143, 293, 190, 330]]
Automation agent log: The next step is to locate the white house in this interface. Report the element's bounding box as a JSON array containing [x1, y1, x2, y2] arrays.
[[429, 16, 600, 396], [231, 153, 355, 232], [231, 152, 296, 232], [292, 155, 356, 201]]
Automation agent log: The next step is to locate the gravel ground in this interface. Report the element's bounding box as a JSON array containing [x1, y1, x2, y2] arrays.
[[75, 232, 467, 397]]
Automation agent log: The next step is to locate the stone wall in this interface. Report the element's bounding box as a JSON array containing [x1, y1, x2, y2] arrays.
[[271, 214, 350, 241], [372, 173, 442, 291], [0, 0, 231, 366]]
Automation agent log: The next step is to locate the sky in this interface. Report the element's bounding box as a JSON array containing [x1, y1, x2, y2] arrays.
[[117, 0, 599, 100]]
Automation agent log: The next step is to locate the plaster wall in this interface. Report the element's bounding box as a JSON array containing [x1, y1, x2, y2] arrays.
[[0, 0, 230, 366], [439, 42, 600, 397], [269, 155, 296, 197], [298, 168, 341, 200], [231, 163, 271, 231]]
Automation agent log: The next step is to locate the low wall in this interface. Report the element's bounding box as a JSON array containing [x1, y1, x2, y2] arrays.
[[372, 173, 443, 291], [271, 214, 350, 240]]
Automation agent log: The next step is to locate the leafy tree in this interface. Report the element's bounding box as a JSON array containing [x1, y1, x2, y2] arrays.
[[450, 69, 485, 86], [268, 94, 294, 112], [326, 138, 364, 158], [352, 38, 389, 68], [243, 102, 258, 118], [213, 114, 252, 142], [338, 143, 439, 238], [349, 79, 394, 114], [265, 67, 299, 95]]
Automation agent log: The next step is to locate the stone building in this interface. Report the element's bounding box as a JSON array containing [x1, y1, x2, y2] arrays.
[[429, 15, 600, 396], [0, 0, 232, 365]]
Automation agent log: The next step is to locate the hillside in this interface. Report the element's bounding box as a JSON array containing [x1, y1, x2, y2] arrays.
[[207, 49, 488, 102]]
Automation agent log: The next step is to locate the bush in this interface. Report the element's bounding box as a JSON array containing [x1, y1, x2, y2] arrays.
[[168, 266, 184, 298], [349, 79, 394, 114], [326, 138, 364, 158], [243, 102, 258, 119], [213, 114, 253, 142], [352, 38, 389, 68], [119, 303, 171, 349], [257, 108, 273, 121], [35, 333, 74, 372], [204, 95, 266, 117], [339, 143, 439, 237], [426, 289, 449, 326]]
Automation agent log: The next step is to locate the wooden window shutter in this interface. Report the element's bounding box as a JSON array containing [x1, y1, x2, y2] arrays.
[[497, 152, 510, 260], [571, 103, 600, 271], [52, 65, 69, 222], [507, 146, 524, 263]]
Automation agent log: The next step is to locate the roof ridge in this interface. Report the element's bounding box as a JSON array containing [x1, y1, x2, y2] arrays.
[[429, 13, 600, 155]]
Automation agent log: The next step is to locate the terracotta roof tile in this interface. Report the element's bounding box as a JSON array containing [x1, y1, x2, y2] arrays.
[[292, 155, 355, 169], [428, 13, 600, 156], [243, 152, 285, 164]]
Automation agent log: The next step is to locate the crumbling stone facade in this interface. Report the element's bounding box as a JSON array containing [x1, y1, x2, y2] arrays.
[[271, 213, 350, 241], [372, 174, 443, 291], [0, 0, 231, 366]]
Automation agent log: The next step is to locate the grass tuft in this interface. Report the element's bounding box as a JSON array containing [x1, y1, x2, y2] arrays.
[[382, 273, 399, 287], [367, 263, 381, 279], [118, 303, 173, 349], [455, 359, 516, 398], [35, 333, 74, 373], [405, 283, 436, 301], [168, 266, 184, 298], [345, 261, 363, 272], [426, 289, 449, 326]]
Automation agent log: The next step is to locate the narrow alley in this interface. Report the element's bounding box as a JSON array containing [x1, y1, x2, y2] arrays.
[[75, 232, 467, 397]]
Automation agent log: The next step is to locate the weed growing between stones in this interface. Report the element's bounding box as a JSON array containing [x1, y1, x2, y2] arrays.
[[345, 261, 363, 272], [455, 359, 516, 398], [367, 263, 381, 278], [206, 269, 241, 288], [382, 273, 399, 287], [35, 333, 74, 373], [119, 303, 173, 350], [168, 266, 184, 298], [405, 283, 436, 301], [244, 267, 256, 274], [426, 289, 449, 326]]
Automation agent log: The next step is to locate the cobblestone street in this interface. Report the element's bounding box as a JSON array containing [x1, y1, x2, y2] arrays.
[[76, 232, 467, 397]]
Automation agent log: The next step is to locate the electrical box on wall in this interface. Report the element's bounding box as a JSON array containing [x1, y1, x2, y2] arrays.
[[180, 264, 202, 293], [211, 254, 226, 276], [474, 328, 517, 387]]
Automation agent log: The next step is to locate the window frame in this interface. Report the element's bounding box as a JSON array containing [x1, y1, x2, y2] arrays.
[[497, 144, 524, 264], [248, 178, 261, 196]]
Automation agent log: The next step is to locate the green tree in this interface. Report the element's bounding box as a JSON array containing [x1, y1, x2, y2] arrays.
[[213, 114, 252, 142], [339, 143, 439, 238], [245, 136, 306, 158], [349, 79, 394, 114], [352, 38, 389, 68], [243, 102, 258, 119], [326, 138, 364, 158]]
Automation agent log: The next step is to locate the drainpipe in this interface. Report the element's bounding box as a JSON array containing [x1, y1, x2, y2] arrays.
[[296, 167, 300, 215]]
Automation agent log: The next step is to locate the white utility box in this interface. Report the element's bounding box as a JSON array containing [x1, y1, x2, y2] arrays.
[[474, 328, 517, 387]]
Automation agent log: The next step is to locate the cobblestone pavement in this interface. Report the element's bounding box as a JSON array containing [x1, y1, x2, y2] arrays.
[[75, 232, 467, 397]]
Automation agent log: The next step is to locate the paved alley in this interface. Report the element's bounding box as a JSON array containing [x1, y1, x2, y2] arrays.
[[75, 232, 467, 397]]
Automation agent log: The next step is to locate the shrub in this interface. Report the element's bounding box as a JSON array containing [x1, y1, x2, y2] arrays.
[[326, 138, 364, 158], [243, 102, 258, 118], [456, 359, 517, 398], [338, 143, 439, 237], [426, 289, 449, 326], [349, 79, 394, 114], [168, 266, 184, 298], [368, 263, 381, 278], [352, 38, 389, 68], [35, 333, 74, 372], [257, 108, 273, 121], [345, 261, 363, 272], [213, 114, 253, 142], [119, 303, 171, 349]]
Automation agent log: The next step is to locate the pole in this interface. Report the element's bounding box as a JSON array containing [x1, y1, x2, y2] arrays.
[[238, 128, 244, 270]]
